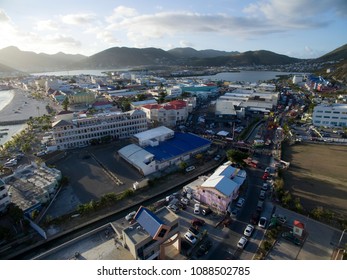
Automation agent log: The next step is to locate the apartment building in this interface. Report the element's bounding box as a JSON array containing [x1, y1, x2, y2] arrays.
[[140, 100, 189, 127], [122, 206, 180, 260], [312, 103, 347, 127], [0, 179, 10, 214], [50, 109, 147, 150]]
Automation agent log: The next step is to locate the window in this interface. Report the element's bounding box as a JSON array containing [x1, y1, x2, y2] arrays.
[[325, 111, 331, 113], [323, 116, 330, 119]]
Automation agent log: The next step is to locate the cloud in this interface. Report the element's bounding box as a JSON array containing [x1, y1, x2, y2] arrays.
[[61, 13, 97, 25], [106, 6, 138, 23], [243, 0, 347, 27], [0, 9, 10, 22], [179, 40, 194, 48], [35, 20, 59, 31]]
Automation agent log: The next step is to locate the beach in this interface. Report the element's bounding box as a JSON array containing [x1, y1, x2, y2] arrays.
[[0, 88, 49, 145]]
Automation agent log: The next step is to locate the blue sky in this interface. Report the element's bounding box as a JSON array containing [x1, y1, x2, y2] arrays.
[[0, 0, 346, 58]]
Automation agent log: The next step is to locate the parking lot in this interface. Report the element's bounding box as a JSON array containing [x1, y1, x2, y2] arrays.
[[44, 141, 143, 218], [266, 206, 345, 260]]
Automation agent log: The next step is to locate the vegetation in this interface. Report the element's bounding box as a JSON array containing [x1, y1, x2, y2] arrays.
[[226, 149, 249, 165]]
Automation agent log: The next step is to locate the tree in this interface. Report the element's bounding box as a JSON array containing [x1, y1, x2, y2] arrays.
[[62, 97, 69, 111], [226, 149, 249, 165]]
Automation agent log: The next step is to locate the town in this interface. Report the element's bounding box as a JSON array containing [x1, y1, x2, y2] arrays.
[[0, 65, 346, 261]]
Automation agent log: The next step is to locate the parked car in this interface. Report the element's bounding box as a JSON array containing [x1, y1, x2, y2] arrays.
[[261, 183, 269, 191], [256, 200, 264, 212], [273, 214, 287, 224], [184, 231, 197, 245], [185, 166, 196, 172], [265, 167, 271, 173], [4, 159, 17, 167], [237, 236, 248, 249], [281, 232, 301, 245], [250, 212, 260, 225], [236, 197, 245, 208], [214, 154, 221, 161], [258, 217, 267, 228], [230, 208, 239, 218], [243, 224, 255, 237], [188, 226, 200, 237], [194, 203, 200, 214], [167, 204, 179, 213], [196, 239, 212, 256], [191, 218, 205, 227], [125, 211, 136, 221], [259, 190, 266, 200], [262, 172, 269, 180], [202, 207, 212, 216], [181, 198, 189, 205]]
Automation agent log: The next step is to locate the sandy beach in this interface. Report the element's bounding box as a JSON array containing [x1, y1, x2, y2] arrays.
[[0, 89, 49, 145], [0, 88, 49, 123]]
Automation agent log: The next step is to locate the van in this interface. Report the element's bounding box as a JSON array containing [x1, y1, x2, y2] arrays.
[[256, 200, 264, 212]]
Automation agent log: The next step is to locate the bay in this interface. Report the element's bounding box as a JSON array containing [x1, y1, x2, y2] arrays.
[[193, 70, 302, 83]]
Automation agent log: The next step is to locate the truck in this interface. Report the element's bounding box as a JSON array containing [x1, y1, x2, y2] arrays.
[[133, 178, 149, 191]]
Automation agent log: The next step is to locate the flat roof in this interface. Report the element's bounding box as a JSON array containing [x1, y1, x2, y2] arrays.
[[134, 126, 173, 142], [144, 132, 211, 161]]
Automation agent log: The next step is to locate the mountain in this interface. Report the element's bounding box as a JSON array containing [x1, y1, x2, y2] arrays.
[[1, 44, 346, 73], [167, 47, 238, 58], [315, 44, 347, 63], [0, 62, 25, 77], [184, 50, 302, 67], [313, 44, 347, 83], [0, 46, 86, 72], [73, 47, 177, 69]]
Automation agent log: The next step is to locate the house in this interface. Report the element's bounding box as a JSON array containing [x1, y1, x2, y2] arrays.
[[121, 206, 180, 260], [197, 162, 247, 214]]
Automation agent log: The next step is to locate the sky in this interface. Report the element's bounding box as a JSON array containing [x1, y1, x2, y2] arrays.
[[0, 0, 346, 59]]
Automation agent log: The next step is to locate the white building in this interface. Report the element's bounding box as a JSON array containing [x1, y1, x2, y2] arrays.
[[312, 103, 347, 127], [118, 127, 211, 176], [0, 179, 11, 214], [50, 109, 147, 150], [140, 100, 189, 127]]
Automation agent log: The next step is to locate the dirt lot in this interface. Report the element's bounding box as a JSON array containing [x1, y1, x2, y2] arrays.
[[282, 143, 347, 217]]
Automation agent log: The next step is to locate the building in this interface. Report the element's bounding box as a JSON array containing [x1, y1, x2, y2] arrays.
[[0, 179, 10, 214], [50, 109, 147, 150], [140, 100, 189, 127], [118, 126, 211, 176], [4, 162, 62, 217], [121, 206, 180, 260], [312, 103, 347, 127], [196, 162, 246, 214], [68, 90, 96, 105]]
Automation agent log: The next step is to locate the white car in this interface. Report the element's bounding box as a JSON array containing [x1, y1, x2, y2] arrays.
[[236, 198, 245, 208], [4, 159, 17, 167], [237, 236, 248, 249], [181, 198, 189, 205], [194, 203, 200, 214], [185, 166, 196, 172], [125, 211, 136, 221], [243, 224, 254, 237], [184, 231, 197, 244]]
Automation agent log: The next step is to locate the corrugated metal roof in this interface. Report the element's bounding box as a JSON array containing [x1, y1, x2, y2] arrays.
[[134, 206, 164, 238]]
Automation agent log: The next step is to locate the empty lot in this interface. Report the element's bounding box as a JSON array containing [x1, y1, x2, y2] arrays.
[[282, 143, 347, 217]]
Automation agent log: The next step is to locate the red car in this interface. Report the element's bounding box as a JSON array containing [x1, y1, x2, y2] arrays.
[[262, 172, 269, 180]]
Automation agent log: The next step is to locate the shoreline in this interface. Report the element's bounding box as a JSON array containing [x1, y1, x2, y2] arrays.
[[0, 88, 48, 145], [0, 88, 48, 122]]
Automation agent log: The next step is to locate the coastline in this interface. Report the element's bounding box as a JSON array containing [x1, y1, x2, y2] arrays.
[[0, 88, 48, 123], [0, 88, 48, 145]]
